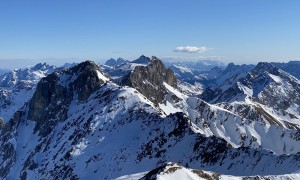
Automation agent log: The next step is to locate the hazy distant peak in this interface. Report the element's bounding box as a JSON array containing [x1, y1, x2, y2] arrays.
[[105, 57, 128, 67], [253, 62, 279, 75], [131, 55, 151, 64], [32, 62, 54, 71]]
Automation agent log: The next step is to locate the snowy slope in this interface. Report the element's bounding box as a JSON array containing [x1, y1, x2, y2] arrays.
[[213, 63, 255, 87], [0, 63, 57, 123], [177, 81, 203, 96], [1, 59, 300, 179], [1, 61, 300, 180], [2, 85, 300, 179], [126, 163, 300, 180], [168, 64, 224, 88], [163, 59, 226, 71], [103, 58, 300, 155], [159, 80, 300, 154], [200, 62, 300, 129]]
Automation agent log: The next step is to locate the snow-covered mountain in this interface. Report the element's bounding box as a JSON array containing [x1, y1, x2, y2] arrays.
[[1, 57, 300, 179], [103, 56, 226, 91], [177, 81, 203, 96], [195, 62, 300, 154], [168, 64, 224, 84], [272, 60, 300, 79], [201, 62, 300, 121], [0, 63, 57, 123], [159, 79, 300, 155], [119, 162, 300, 180], [211, 62, 255, 87], [163, 59, 226, 71]]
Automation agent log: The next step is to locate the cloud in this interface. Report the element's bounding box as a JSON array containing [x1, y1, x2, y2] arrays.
[[174, 46, 208, 53]]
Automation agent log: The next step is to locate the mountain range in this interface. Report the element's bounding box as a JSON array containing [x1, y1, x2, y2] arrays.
[[0, 57, 300, 179]]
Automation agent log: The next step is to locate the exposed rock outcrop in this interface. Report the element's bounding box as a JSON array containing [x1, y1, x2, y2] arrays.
[[0, 63, 57, 124], [120, 56, 177, 105], [27, 60, 107, 136]]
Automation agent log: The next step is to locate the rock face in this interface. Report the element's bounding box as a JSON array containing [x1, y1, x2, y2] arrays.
[[0, 63, 57, 123], [121, 56, 177, 105], [69, 61, 107, 101], [28, 61, 107, 137]]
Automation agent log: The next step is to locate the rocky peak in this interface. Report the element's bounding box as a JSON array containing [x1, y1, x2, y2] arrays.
[[252, 62, 279, 76], [61, 62, 76, 68], [222, 63, 254, 75], [27, 60, 107, 136], [105, 58, 127, 67], [223, 62, 237, 73], [105, 58, 117, 66], [120, 56, 177, 105], [32, 63, 50, 71], [150, 56, 177, 87], [237, 62, 282, 97], [69, 60, 108, 100], [116, 57, 126, 64], [131, 55, 151, 64]]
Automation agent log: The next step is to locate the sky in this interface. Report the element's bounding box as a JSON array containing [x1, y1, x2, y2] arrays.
[[1, 0, 300, 69]]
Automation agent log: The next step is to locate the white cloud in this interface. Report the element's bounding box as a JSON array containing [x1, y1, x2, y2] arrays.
[[174, 46, 208, 53]]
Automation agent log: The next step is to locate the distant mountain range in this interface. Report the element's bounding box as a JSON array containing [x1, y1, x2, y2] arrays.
[[0, 56, 300, 179]]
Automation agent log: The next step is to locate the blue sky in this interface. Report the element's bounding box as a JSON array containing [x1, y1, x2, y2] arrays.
[[1, 0, 300, 68]]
